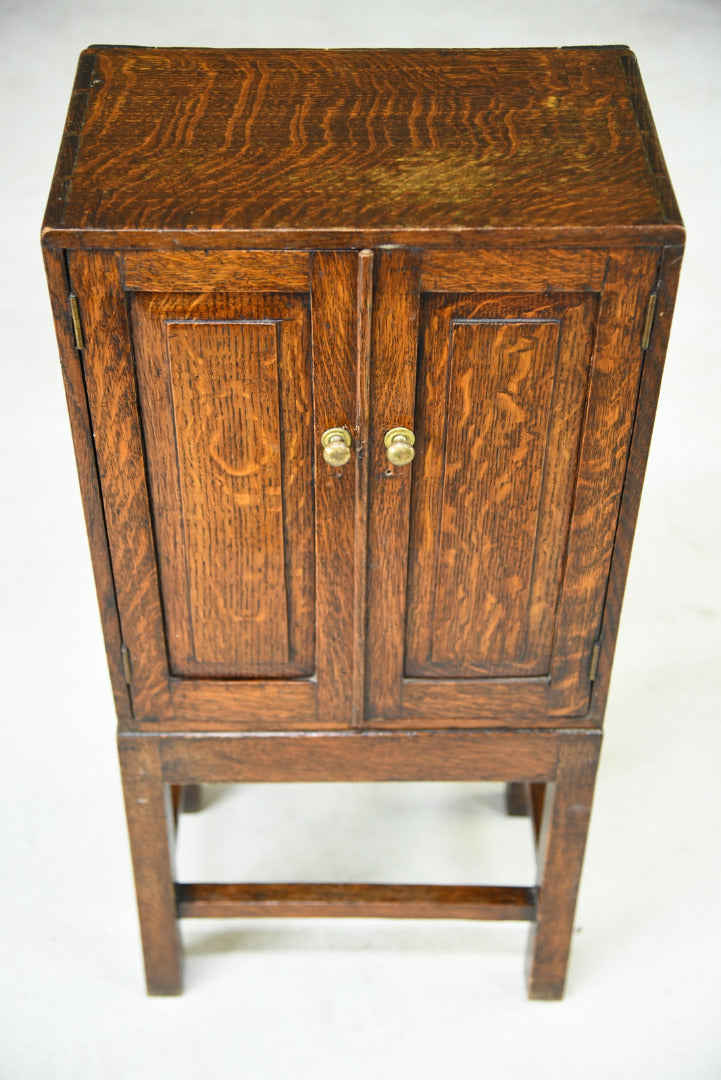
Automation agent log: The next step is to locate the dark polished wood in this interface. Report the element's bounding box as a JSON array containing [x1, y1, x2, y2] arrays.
[[42, 248, 131, 725], [365, 247, 422, 720], [44, 46, 683, 999], [43, 46, 681, 241], [180, 784, 202, 814], [131, 289, 315, 679], [588, 243, 684, 721], [122, 250, 310, 292], [176, 882, 538, 921], [144, 730, 561, 784], [527, 736, 601, 999], [118, 738, 182, 995], [405, 291, 597, 680], [505, 783, 546, 851], [505, 783, 530, 817]]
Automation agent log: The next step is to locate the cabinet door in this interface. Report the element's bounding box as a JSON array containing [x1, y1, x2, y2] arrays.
[[365, 247, 660, 727], [67, 250, 364, 730]]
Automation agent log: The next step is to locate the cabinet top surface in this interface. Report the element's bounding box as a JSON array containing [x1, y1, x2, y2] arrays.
[[44, 46, 682, 242]]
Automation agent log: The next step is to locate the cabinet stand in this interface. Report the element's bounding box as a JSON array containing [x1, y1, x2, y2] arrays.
[[119, 728, 600, 998]]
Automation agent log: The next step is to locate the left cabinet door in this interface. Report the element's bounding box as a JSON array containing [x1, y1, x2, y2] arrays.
[[66, 250, 363, 730]]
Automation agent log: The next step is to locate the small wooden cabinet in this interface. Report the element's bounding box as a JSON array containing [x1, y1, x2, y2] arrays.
[[43, 46, 683, 998]]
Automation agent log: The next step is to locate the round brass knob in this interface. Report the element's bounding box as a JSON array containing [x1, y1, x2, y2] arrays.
[[321, 427, 352, 467], [384, 426, 415, 467]]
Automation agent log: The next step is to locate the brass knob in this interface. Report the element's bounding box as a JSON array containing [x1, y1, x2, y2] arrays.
[[321, 427, 352, 467], [384, 427, 415, 467]]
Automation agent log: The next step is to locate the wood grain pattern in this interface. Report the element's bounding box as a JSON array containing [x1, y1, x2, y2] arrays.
[[46, 47, 677, 237], [421, 247, 607, 293], [430, 317, 559, 667], [43, 49, 96, 241], [311, 251, 362, 726], [67, 250, 172, 722], [166, 679, 322, 729], [365, 249, 664, 725], [618, 50, 682, 226], [364, 247, 422, 719], [45, 47, 683, 999], [153, 729, 560, 783], [406, 292, 597, 679], [45, 225, 684, 253], [526, 734, 601, 999], [43, 248, 131, 724], [118, 736, 182, 994], [547, 247, 660, 713], [131, 291, 314, 678], [168, 317, 289, 668], [589, 244, 682, 722], [64, 249, 372, 730], [352, 251, 374, 726], [396, 681, 596, 728], [123, 250, 309, 292], [176, 882, 537, 921]]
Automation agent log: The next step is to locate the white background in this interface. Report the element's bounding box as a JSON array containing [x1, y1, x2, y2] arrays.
[[1, 1, 720, 1077]]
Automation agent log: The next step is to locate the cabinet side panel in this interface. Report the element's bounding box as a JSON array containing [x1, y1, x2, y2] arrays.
[[43, 247, 131, 724], [548, 248, 660, 712], [66, 251, 171, 721], [588, 244, 683, 721]]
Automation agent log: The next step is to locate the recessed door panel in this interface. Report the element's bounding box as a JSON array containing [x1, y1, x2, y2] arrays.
[[405, 294, 594, 678], [132, 292, 314, 679]]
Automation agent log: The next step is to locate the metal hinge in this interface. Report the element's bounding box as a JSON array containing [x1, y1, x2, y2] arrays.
[[69, 294, 84, 350], [641, 292, 657, 351], [588, 641, 601, 683], [121, 644, 132, 685]]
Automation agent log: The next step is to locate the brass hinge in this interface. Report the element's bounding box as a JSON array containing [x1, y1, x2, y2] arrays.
[[641, 292, 657, 351], [588, 641, 601, 683], [121, 644, 132, 685], [69, 294, 84, 350]]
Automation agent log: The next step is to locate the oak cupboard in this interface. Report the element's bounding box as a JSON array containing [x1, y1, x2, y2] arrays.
[[43, 46, 683, 998]]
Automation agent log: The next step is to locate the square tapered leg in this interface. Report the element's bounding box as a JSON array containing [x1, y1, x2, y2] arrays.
[[526, 736, 601, 1000], [119, 737, 182, 995]]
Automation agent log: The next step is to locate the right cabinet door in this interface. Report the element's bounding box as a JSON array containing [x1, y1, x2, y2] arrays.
[[365, 246, 660, 727]]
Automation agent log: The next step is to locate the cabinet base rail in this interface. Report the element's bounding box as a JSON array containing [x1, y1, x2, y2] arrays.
[[175, 882, 537, 921]]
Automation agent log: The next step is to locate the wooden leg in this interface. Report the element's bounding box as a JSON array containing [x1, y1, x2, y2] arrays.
[[118, 737, 183, 995], [170, 784, 182, 826], [526, 735, 601, 1000], [170, 783, 202, 824], [181, 783, 202, 813], [505, 782, 529, 816], [507, 781, 546, 847], [528, 783, 546, 847]]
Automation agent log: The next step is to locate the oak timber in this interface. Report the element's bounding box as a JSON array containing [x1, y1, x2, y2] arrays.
[[44, 46, 683, 1000]]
